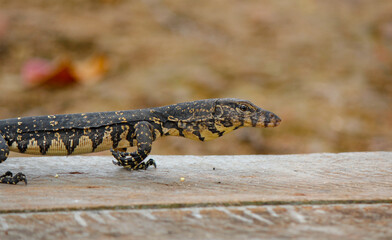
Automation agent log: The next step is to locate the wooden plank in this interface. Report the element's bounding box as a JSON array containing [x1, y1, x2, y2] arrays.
[[0, 152, 391, 212], [0, 204, 391, 240]]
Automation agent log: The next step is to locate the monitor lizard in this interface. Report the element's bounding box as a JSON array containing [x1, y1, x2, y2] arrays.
[[0, 98, 281, 184]]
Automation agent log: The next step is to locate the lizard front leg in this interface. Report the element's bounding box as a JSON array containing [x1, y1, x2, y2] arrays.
[[111, 121, 156, 170], [0, 135, 27, 185]]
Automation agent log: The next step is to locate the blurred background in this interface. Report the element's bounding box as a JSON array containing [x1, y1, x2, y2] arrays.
[[0, 0, 391, 156]]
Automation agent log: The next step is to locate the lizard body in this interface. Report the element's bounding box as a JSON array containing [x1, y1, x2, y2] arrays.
[[0, 98, 281, 184]]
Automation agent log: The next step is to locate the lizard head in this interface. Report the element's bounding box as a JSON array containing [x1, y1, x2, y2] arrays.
[[159, 98, 280, 141], [214, 98, 281, 129]]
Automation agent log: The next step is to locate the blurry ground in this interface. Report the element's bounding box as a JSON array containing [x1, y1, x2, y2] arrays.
[[0, 0, 391, 156]]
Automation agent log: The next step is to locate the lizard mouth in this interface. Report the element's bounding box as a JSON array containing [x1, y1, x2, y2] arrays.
[[267, 121, 280, 127]]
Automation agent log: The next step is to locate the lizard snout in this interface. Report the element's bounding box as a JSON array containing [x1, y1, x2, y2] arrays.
[[261, 111, 281, 128], [268, 112, 281, 127]]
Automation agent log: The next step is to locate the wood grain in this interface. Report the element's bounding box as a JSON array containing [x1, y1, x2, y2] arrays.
[[1, 204, 391, 239]]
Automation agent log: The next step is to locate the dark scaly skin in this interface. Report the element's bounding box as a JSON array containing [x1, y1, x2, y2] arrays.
[[0, 98, 281, 184]]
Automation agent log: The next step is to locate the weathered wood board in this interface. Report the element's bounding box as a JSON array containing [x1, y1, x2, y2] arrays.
[[0, 152, 391, 239], [1, 152, 391, 212]]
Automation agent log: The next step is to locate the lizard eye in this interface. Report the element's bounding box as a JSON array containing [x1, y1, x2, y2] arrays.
[[239, 104, 249, 112]]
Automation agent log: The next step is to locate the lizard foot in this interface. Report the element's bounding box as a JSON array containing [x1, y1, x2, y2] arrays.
[[0, 171, 27, 185], [110, 149, 156, 170]]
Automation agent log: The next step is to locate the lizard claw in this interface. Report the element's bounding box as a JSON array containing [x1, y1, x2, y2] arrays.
[[146, 159, 157, 168], [112, 159, 121, 166], [135, 159, 157, 170], [15, 172, 27, 185]]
